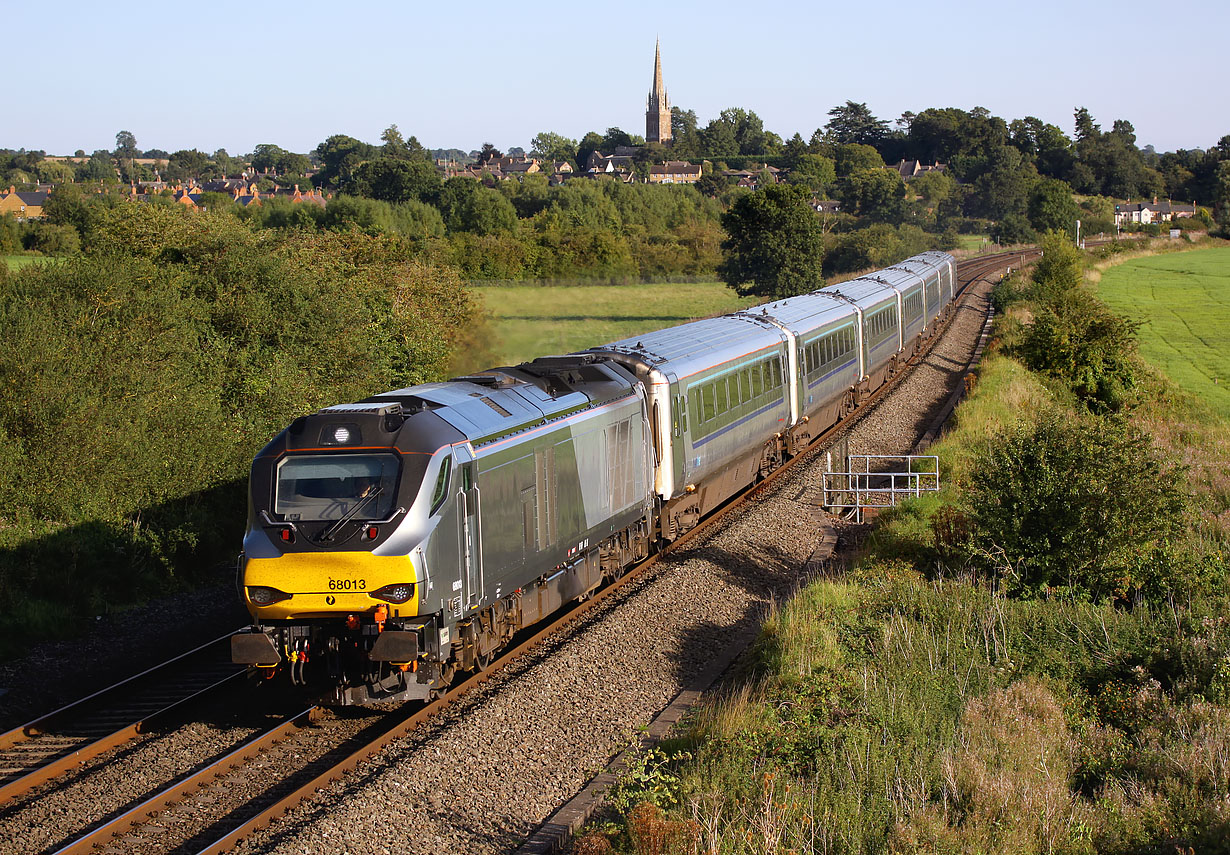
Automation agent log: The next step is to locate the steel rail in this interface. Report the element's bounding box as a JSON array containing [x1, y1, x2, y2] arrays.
[[184, 249, 1033, 854], [48, 705, 323, 855], [0, 629, 248, 807]]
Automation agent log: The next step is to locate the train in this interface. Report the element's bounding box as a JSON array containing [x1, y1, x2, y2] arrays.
[[231, 251, 957, 703]]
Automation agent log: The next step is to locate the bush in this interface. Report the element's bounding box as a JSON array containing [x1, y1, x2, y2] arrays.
[[1013, 232, 1139, 411], [22, 222, 81, 255], [1015, 288, 1141, 411], [0, 204, 483, 652], [962, 409, 1193, 600]]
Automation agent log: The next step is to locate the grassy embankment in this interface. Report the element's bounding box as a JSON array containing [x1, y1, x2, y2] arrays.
[[475, 282, 753, 366], [578, 238, 1230, 855]]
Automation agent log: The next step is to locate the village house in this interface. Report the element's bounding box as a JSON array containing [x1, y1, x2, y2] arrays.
[[1114, 198, 1197, 226], [0, 186, 49, 219], [723, 164, 781, 190], [586, 151, 635, 180], [646, 160, 701, 184], [889, 160, 946, 180]]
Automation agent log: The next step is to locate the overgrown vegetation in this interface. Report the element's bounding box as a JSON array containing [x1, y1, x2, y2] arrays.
[[0, 204, 484, 654], [578, 238, 1230, 854]]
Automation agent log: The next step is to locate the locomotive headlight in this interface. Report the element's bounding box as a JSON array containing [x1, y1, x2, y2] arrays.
[[318, 423, 361, 446], [248, 586, 292, 606], [369, 583, 416, 604]]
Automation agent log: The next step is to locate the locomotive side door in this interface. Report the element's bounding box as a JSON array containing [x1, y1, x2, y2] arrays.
[[664, 370, 687, 485], [454, 444, 483, 612]]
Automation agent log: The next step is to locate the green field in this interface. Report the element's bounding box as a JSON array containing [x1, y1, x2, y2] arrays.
[[3, 254, 52, 272], [474, 281, 754, 366], [1096, 246, 1230, 419]]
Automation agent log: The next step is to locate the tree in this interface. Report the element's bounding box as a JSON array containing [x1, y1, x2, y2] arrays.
[[1027, 177, 1080, 236], [838, 168, 905, 223], [350, 157, 442, 203], [670, 107, 701, 159], [530, 131, 578, 166], [833, 143, 884, 177], [823, 101, 889, 147], [717, 183, 824, 299], [35, 160, 75, 185], [164, 149, 211, 182], [785, 154, 836, 193], [212, 149, 242, 176], [990, 214, 1035, 245], [696, 171, 731, 198], [436, 177, 517, 235], [251, 144, 289, 173], [313, 135, 379, 189], [115, 130, 138, 157], [782, 133, 809, 168], [113, 131, 139, 182], [601, 128, 633, 152], [575, 131, 606, 171], [910, 170, 955, 206], [964, 410, 1189, 599], [1215, 161, 1230, 235], [478, 143, 504, 163], [698, 117, 738, 158], [965, 145, 1035, 221], [76, 151, 117, 183], [380, 124, 424, 160]]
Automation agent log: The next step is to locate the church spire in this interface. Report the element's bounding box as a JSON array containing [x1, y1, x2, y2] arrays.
[[646, 39, 672, 144]]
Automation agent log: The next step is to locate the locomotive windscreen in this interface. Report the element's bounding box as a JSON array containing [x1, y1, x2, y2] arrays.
[[274, 454, 401, 521]]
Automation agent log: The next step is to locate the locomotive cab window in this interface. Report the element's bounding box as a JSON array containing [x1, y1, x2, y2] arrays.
[[429, 454, 452, 515], [275, 453, 401, 521]]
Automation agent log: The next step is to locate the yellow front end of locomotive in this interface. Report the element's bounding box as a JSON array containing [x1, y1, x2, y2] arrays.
[[242, 551, 420, 621]]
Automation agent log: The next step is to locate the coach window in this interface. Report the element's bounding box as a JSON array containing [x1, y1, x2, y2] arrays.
[[715, 377, 728, 413], [702, 384, 716, 422]]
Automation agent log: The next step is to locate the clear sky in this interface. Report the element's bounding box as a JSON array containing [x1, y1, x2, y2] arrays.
[[7, 0, 1225, 157]]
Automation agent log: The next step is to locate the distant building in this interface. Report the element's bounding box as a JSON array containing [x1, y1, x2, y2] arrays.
[[646, 40, 671, 145], [888, 160, 946, 180], [0, 186, 48, 219], [647, 161, 701, 184], [586, 151, 635, 177], [1114, 198, 1196, 226], [723, 165, 781, 189]]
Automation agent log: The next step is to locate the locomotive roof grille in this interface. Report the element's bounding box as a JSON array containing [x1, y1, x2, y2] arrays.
[[320, 402, 403, 416]]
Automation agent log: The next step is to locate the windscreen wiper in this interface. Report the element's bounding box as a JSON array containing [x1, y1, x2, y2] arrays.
[[317, 486, 383, 543]]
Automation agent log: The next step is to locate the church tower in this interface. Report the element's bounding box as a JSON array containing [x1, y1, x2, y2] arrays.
[[646, 40, 672, 144]]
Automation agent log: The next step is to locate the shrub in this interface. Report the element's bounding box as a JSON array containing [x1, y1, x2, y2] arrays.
[[962, 409, 1193, 600], [1014, 232, 1140, 412], [1015, 288, 1141, 412], [0, 204, 483, 652]]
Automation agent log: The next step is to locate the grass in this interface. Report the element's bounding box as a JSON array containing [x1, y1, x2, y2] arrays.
[[956, 234, 992, 253], [1094, 246, 1230, 420], [3, 254, 57, 272], [474, 280, 754, 366]]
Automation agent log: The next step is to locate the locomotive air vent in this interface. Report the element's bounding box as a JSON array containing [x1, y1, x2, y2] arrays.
[[479, 396, 513, 417], [452, 372, 517, 389], [321, 402, 403, 416]]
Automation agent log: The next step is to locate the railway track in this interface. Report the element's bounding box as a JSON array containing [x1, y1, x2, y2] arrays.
[[4, 248, 1034, 855], [0, 631, 246, 809]]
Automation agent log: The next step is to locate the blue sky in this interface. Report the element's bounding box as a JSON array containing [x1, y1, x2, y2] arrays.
[[8, 0, 1225, 157]]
